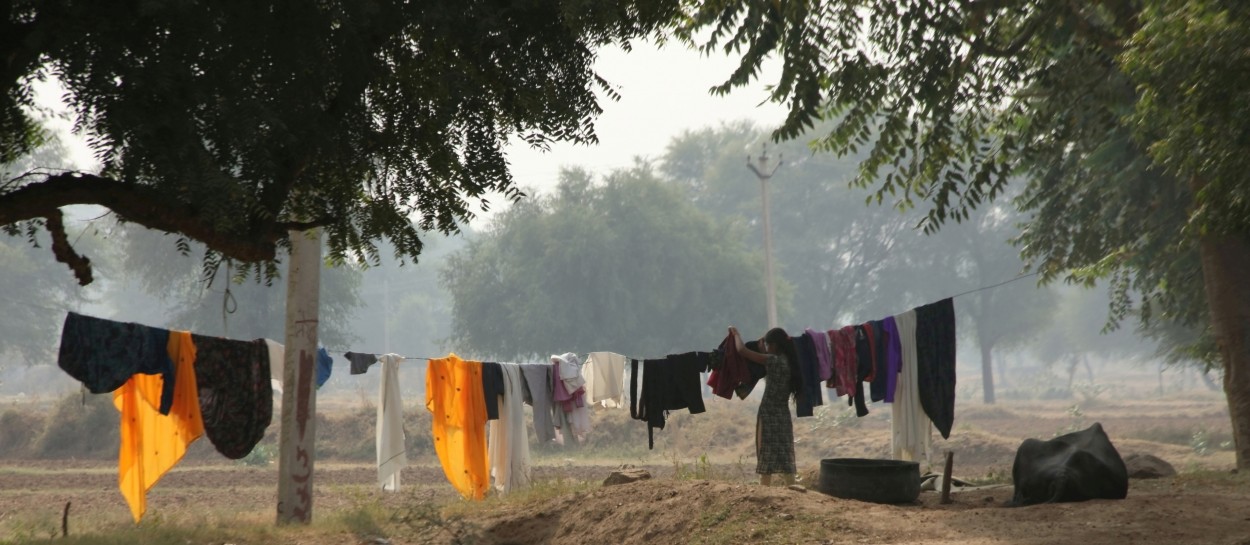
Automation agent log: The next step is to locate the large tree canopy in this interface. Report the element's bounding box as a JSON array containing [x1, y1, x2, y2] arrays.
[[684, 0, 1218, 340], [443, 166, 769, 360], [687, 0, 1250, 465], [1, 0, 681, 285]]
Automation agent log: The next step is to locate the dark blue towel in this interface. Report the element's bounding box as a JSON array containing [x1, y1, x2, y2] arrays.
[[57, 312, 176, 414], [316, 347, 333, 389]]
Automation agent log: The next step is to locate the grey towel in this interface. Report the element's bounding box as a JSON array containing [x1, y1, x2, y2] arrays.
[[346, 351, 378, 375], [519, 362, 556, 444]]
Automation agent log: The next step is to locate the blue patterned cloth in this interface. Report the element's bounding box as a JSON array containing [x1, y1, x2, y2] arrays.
[[316, 347, 333, 389], [57, 312, 176, 414], [192, 335, 272, 459]]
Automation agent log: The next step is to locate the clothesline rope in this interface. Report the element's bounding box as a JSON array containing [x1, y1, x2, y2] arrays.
[[947, 271, 1042, 300], [323, 272, 1044, 361], [5, 268, 1042, 359]]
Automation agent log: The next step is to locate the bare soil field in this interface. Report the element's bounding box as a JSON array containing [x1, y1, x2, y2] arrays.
[[0, 371, 1245, 545]]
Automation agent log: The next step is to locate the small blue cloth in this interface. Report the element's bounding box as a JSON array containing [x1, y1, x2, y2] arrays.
[[316, 347, 333, 389]]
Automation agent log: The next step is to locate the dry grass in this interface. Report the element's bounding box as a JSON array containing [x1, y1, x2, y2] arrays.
[[1, 484, 406, 545]]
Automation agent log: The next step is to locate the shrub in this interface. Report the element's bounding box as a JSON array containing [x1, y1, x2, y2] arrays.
[[32, 392, 117, 459]]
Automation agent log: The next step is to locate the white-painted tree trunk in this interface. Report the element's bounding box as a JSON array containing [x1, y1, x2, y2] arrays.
[[276, 228, 322, 524]]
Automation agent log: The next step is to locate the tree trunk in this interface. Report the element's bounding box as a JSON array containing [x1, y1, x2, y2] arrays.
[[1196, 231, 1250, 469], [981, 339, 996, 404], [276, 228, 322, 523], [996, 352, 1010, 388]]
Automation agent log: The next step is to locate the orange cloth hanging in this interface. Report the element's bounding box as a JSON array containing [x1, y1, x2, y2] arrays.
[[426, 354, 489, 500], [114, 330, 204, 522]]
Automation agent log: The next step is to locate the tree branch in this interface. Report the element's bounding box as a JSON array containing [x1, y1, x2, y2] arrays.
[[963, 4, 1052, 60], [277, 218, 334, 232], [1, 173, 284, 284], [45, 210, 91, 286]]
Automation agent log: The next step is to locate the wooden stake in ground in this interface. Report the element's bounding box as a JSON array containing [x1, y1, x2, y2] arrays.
[[276, 228, 323, 524], [61, 501, 70, 537], [940, 451, 954, 504]]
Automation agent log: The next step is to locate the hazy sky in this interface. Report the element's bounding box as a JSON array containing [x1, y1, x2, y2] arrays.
[[499, 40, 787, 213], [42, 40, 788, 227]]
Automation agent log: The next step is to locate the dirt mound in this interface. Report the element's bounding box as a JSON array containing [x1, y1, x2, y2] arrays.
[[422, 476, 1250, 545], [460, 478, 890, 545]]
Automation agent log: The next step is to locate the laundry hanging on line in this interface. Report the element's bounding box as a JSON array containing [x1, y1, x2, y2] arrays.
[[56, 290, 959, 510], [55, 312, 275, 522]]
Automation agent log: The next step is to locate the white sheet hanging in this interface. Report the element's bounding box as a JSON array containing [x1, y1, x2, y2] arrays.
[[891, 310, 932, 462], [264, 339, 284, 395], [377, 354, 407, 491], [488, 363, 531, 494], [584, 352, 627, 408]]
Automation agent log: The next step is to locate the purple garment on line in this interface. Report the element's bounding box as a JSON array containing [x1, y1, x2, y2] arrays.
[[806, 328, 833, 382], [552, 359, 585, 413], [882, 316, 902, 403]]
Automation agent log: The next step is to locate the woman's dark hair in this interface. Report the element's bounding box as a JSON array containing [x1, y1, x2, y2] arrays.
[[764, 327, 804, 404]]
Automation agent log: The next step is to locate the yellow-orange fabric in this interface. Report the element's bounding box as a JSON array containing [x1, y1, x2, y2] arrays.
[[426, 354, 489, 500], [114, 330, 204, 522]]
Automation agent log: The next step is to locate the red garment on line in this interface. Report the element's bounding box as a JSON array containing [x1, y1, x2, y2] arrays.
[[707, 333, 749, 399]]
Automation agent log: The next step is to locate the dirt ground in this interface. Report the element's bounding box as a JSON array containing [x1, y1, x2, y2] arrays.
[[4, 460, 1247, 544], [451, 477, 1250, 545], [1, 372, 1247, 544]]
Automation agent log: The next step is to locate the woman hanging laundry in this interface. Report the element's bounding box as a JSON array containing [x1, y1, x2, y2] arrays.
[[729, 326, 802, 486]]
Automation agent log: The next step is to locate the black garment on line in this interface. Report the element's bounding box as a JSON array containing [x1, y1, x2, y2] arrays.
[[629, 358, 643, 420], [481, 361, 504, 421], [346, 352, 378, 375], [57, 312, 177, 414], [792, 334, 820, 417], [914, 297, 957, 439], [851, 325, 872, 417], [192, 334, 272, 459], [632, 352, 709, 449], [868, 320, 890, 402]]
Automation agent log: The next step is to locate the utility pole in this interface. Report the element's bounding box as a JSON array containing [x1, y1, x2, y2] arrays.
[[383, 273, 391, 354], [747, 144, 782, 329], [276, 227, 322, 524]]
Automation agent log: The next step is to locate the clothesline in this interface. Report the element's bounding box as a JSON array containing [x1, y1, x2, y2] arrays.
[[0, 268, 1042, 349], [36, 265, 1035, 513], [948, 271, 1042, 300], [323, 349, 427, 361], [321, 272, 1043, 364]]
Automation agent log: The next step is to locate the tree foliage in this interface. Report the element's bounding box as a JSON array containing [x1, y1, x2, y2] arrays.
[[442, 166, 769, 360], [687, 0, 1250, 466], [685, 0, 1215, 362], [663, 122, 1056, 353], [0, 129, 86, 367], [1, 0, 682, 285], [662, 122, 934, 326], [1124, 0, 1250, 232]]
